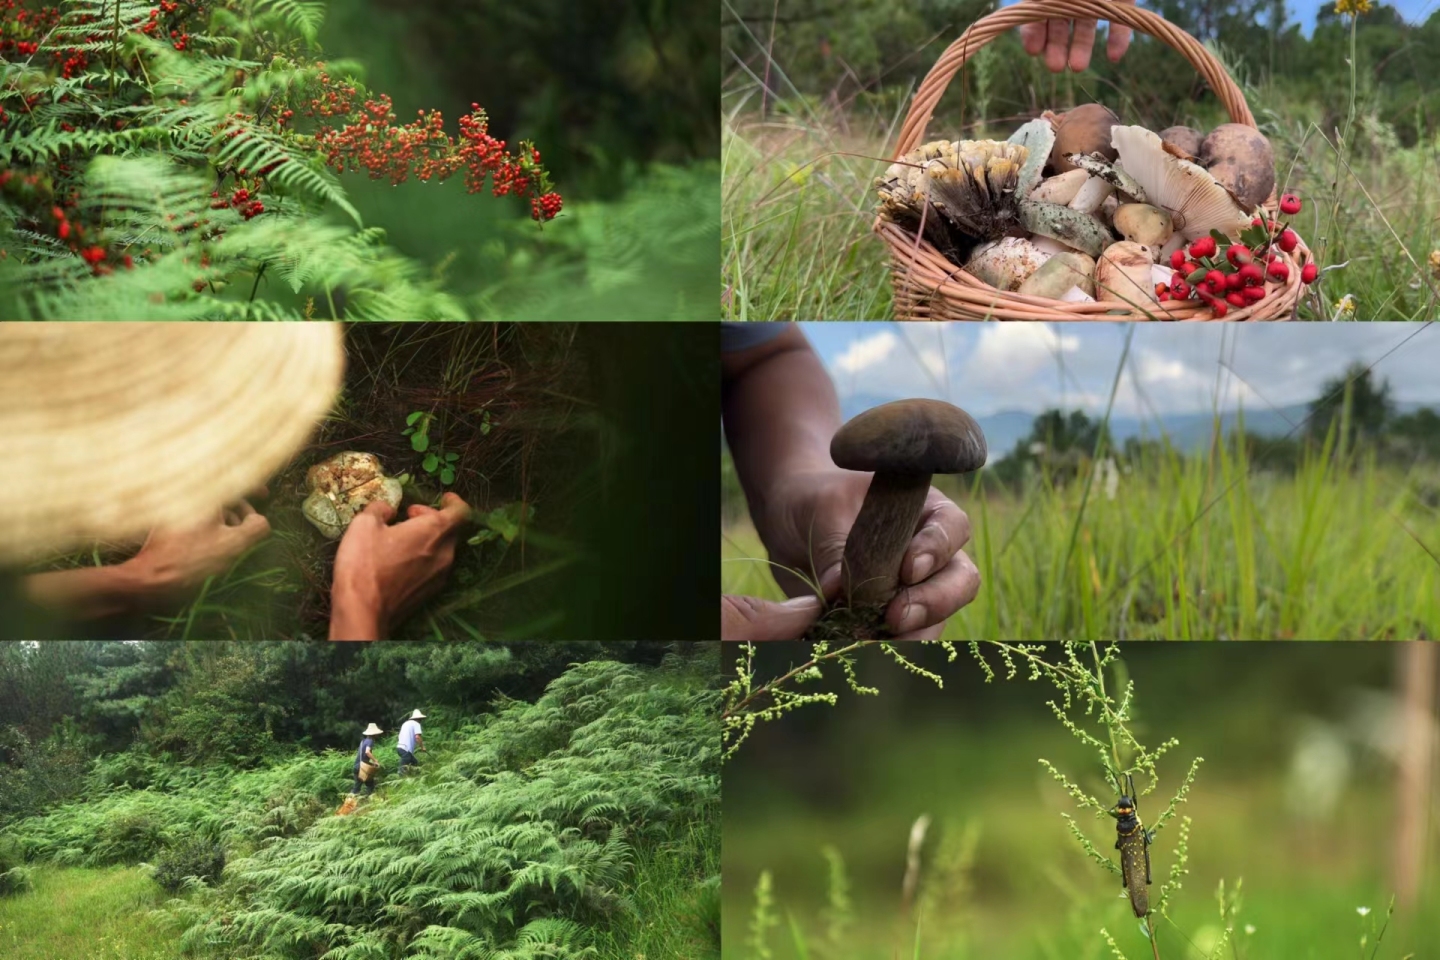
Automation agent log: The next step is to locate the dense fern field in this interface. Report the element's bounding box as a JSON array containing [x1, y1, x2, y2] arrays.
[[3, 656, 720, 959]]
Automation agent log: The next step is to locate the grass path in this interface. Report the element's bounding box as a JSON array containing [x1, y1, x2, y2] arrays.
[[0, 867, 183, 960]]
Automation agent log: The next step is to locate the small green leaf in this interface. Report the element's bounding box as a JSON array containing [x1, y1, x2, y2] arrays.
[[406, 411, 424, 426], [480, 421, 492, 436], [423, 453, 439, 472], [412, 434, 429, 453], [401, 427, 413, 436], [445, 452, 459, 462], [440, 467, 455, 484]]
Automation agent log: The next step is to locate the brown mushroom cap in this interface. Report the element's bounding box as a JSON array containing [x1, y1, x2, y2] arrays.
[[1050, 104, 1120, 174], [1158, 126, 1204, 159], [1199, 123, 1275, 211], [831, 399, 987, 474]]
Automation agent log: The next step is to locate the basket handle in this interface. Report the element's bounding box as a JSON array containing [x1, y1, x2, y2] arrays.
[[894, 0, 1255, 159]]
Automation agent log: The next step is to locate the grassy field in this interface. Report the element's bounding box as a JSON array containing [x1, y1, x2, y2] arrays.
[[722, 53, 1440, 320], [722, 643, 1440, 960], [0, 867, 182, 960], [722, 436, 1440, 639]]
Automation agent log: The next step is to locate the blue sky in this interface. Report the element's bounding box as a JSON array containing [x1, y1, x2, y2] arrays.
[[800, 322, 1440, 418], [1001, 0, 1440, 34]]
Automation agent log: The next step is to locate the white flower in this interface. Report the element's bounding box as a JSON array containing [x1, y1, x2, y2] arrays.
[[1356, 906, 1371, 917]]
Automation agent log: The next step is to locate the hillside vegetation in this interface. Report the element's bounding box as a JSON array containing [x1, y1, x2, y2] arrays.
[[0, 646, 719, 960]]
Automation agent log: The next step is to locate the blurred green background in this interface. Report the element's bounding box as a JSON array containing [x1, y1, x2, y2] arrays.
[[319, 0, 718, 319], [723, 642, 1440, 959]]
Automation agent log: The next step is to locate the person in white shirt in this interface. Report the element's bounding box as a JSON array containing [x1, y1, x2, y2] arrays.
[[397, 709, 426, 775]]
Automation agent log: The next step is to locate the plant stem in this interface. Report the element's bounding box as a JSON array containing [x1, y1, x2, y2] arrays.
[[722, 640, 875, 719]]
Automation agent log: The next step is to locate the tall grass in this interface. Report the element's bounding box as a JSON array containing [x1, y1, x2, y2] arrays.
[[722, 428, 1440, 638], [722, 38, 1440, 320], [0, 867, 183, 960]]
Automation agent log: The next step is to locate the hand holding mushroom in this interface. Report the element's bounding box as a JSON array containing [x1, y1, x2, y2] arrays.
[[826, 399, 987, 636]]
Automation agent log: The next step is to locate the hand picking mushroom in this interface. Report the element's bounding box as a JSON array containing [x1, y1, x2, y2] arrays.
[[830, 399, 987, 609], [302, 451, 404, 540]]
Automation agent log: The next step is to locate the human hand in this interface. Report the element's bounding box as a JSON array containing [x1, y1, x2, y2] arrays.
[[120, 495, 271, 607], [329, 492, 471, 640], [721, 593, 825, 642], [757, 468, 980, 640], [1020, 2, 1135, 74]]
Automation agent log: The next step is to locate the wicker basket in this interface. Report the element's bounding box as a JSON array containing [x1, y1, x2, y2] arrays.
[[879, 0, 1312, 321]]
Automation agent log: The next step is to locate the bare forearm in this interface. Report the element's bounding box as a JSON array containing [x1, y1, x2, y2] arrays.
[[24, 564, 147, 621], [330, 580, 385, 641], [722, 326, 843, 530]]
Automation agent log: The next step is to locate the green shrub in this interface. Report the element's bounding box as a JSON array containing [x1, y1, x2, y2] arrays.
[[94, 811, 169, 864], [0, 836, 31, 897], [153, 837, 226, 894]]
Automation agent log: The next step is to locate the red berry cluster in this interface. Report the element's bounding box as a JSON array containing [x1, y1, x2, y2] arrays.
[[308, 75, 561, 223], [0, 0, 61, 77], [209, 185, 265, 220], [1156, 192, 1318, 317]]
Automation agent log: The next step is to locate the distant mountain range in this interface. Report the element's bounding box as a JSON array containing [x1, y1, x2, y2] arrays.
[[837, 394, 1437, 464]]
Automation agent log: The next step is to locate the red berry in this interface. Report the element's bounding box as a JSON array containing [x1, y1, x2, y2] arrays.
[[1158, 290, 1171, 302], [1210, 300, 1228, 318], [1171, 279, 1190, 299], [1278, 229, 1298, 253], [1205, 269, 1226, 289], [1188, 236, 1217, 259], [1279, 194, 1301, 215], [1301, 262, 1319, 284], [1242, 286, 1266, 302], [1238, 263, 1265, 286], [1169, 249, 1188, 270], [1267, 260, 1290, 282], [58, 220, 70, 239], [1252, 216, 1264, 227], [1226, 244, 1252, 266], [1226, 292, 1248, 308], [1225, 272, 1244, 291]]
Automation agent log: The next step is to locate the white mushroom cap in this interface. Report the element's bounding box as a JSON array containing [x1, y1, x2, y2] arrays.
[[1110, 125, 1251, 242]]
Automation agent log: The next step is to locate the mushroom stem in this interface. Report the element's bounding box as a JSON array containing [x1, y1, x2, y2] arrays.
[[841, 471, 931, 607]]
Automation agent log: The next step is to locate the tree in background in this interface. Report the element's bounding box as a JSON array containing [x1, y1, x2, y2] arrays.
[[1307, 363, 1395, 445]]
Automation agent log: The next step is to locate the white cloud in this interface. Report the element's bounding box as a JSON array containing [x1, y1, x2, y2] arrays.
[[960, 324, 1080, 396], [832, 330, 898, 374]]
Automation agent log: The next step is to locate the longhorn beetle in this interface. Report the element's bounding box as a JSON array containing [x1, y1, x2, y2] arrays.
[[1109, 773, 1153, 918]]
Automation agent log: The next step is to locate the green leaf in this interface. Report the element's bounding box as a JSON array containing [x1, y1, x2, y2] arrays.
[[445, 452, 459, 462], [439, 467, 455, 485], [480, 420, 492, 436], [401, 427, 413, 436], [412, 433, 430, 453], [1209, 228, 1229, 246], [422, 453, 439, 472], [406, 411, 425, 426]]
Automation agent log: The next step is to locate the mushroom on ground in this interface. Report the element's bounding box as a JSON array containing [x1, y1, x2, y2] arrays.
[[1096, 241, 1160, 306], [1049, 104, 1120, 174], [830, 399, 987, 607], [966, 237, 1050, 291], [1111, 125, 1252, 241], [1199, 123, 1275, 211], [1158, 125, 1205, 159], [302, 451, 404, 539]]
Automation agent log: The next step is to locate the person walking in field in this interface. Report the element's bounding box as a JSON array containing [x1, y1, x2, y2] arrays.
[[352, 723, 383, 796], [397, 710, 426, 775]]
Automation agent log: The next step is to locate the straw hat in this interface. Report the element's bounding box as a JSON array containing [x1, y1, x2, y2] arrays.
[[362, 723, 383, 736], [407, 709, 426, 720], [0, 322, 344, 564]]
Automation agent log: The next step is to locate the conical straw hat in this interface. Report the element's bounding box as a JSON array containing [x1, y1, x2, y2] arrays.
[[363, 723, 383, 736], [0, 322, 345, 564]]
